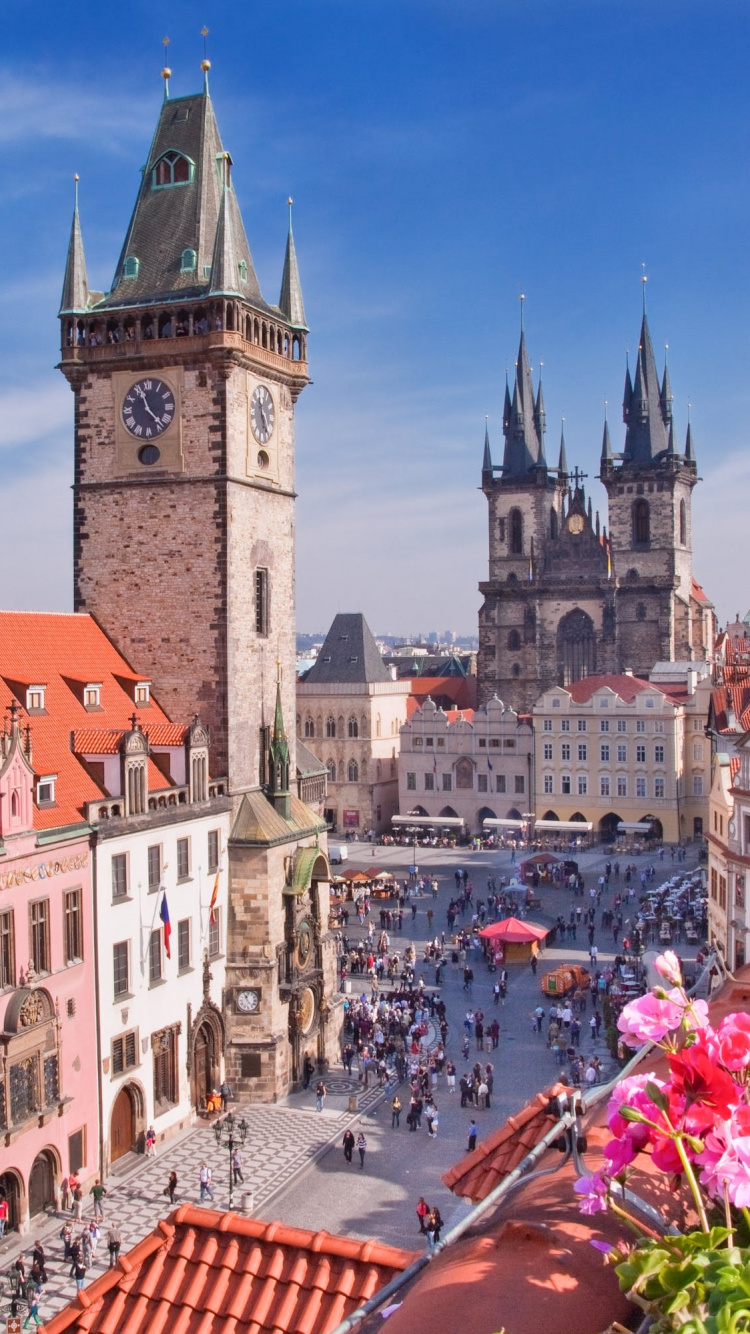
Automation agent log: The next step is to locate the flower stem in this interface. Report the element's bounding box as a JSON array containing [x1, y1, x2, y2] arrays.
[[723, 1182, 734, 1248], [674, 1135, 709, 1233], [608, 1195, 666, 1243]]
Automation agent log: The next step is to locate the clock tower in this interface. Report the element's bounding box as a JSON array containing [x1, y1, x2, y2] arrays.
[[58, 66, 341, 1098]]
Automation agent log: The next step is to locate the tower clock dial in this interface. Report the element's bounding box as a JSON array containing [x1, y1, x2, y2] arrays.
[[567, 513, 584, 535], [236, 988, 260, 1013], [250, 384, 275, 443], [122, 378, 176, 439]]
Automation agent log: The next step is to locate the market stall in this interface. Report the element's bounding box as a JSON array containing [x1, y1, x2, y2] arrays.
[[479, 915, 549, 963]]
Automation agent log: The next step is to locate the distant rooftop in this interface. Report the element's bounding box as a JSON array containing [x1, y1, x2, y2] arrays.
[[301, 613, 392, 685]]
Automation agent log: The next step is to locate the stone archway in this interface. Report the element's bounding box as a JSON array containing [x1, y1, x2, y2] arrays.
[[191, 1010, 223, 1111], [0, 1170, 23, 1233], [110, 1081, 146, 1163], [28, 1149, 58, 1218]]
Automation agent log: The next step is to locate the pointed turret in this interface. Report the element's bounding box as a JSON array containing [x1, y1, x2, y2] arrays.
[[502, 372, 512, 432], [501, 320, 542, 477], [59, 178, 90, 315], [622, 310, 669, 465], [279, 198, 307, 330], [622, 359, 633, 423], [557, 423, 568, 478], [268, 670, 291, 819], [666, 417, 677, 458], [600, 415, 613, 468], [482, 421, 493, 485], [660, 350, 673, 424], [685, 420, 696, 467]]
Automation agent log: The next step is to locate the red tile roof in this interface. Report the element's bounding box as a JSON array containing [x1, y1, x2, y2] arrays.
[[442, 1083, 571, 1202], [564, 673, 666, 705], [0, 612, 178, 829], [407, 676, 477, 711], [711, 684, 750, 734], [691, 576, 713, 606], [43, 1206, 418, 1334], [73, 722, 188, 753]]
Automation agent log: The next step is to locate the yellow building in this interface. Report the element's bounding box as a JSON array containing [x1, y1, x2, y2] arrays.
[[707, 749, 747, 970]]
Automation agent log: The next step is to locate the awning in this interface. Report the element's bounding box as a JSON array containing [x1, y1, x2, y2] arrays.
[[392, 815, 465, 828], [617, 821, 654, 833], [288, 846, 330, 895], [479, 916, 549, 943], [534, 819, 593, 833], [483, 817, 526, 829]]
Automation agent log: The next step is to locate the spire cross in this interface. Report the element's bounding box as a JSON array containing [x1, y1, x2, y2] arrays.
[[571, 466, 588, 489]]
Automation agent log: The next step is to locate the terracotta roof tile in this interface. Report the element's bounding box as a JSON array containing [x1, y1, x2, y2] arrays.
[[564, 674, 665, 705], [442, 1083, 570, 1202], [691, 576, 713, 605], [43, 1207, 418, 1334]]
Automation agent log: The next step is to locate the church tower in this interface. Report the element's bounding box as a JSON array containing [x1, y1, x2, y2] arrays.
[[58, 65, 340, 1098]]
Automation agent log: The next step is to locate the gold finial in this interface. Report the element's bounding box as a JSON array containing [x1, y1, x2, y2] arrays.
[[73, 173, 79, 209], [201, 26, 211, 81], [161, 36, 172, 99]]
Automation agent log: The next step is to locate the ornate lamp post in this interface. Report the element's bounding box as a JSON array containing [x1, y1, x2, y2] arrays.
[[4, 1268, 21, 1318], [212, 1112, 248, 1210]]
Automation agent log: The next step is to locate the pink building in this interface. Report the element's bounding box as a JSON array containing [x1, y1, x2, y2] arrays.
[[0, 701, 97, 1234]]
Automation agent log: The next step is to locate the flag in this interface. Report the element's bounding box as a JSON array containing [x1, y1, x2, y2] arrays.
[[488, 757, 494, 772], [160, 892, 171, 958], [432, 753, 437, 774], [209, 871, 220, 925]]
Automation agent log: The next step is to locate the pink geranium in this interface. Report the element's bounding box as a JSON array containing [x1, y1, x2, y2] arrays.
[[617, 992, 687, 1046], [607, 1073, 668, 1152], [654, 951, 683, 986], [697, 1108, 750, 1207], [574, 1173, 608, 1215], [603, 1137, 636, 1175], [717, 1013, 750, 1071]]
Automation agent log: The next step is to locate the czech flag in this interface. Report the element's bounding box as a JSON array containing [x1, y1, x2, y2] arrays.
[[160, 892, 171, 959], [209, 871, 220, 925]]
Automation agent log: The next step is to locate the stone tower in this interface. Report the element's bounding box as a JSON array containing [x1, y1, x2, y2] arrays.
[[58, 70, 340, 1099]]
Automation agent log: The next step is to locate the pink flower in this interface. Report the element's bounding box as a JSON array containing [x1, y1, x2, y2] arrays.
[[574, 1173, 608, 1215], [603, 1137, 636, 1175], [717, 1013, 750, 1071], [607, 1074, 666, 1151], [654, 951, 682, 986], [697, 1110, 750, 1208], [617, 992, 686, 1046]]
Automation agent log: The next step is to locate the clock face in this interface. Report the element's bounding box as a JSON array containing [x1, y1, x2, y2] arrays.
[[250, 385, 275, 444], [567, 513, 584, 535], [236, 989, 260, 1013], [122, 378, 176, 440], [297, 921, 312, 969]]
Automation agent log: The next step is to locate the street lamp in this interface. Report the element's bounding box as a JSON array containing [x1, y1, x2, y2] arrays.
[[5, 1268, 21, 1317], [212, 1112, 248, 1210]]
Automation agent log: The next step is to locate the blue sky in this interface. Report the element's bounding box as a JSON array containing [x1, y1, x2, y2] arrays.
[[1, 0, 747, 635]]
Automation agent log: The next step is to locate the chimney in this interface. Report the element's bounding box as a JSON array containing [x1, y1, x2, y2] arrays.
[[686, 668, 698, 697], [623, 668, 634, 677]]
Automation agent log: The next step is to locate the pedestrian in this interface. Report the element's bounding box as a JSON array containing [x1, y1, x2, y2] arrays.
[[0, 1194, 8, 1237], [467, 1120, 478, 1152], [219, 1080, 232, 1111], [589, 1015, 597, 1041], [342, 1129, 355, 1163], [80, 1228, 93, 1269], [416, 1196, 430, 1234], [391, 1095, 402, 1128], [23, 1286, 43, 1329], [107, 1224, 122, 1268], [90, 1177, 107, 1220], [60, 1221, 73, 1260], [31, 1242, 47, 1284], [357, 1131, 367, 1169], [315, 1079, 326, 1113], [60, 1177, 71, 1213], [146, 1125, 157, 1157], [68, 1239, 81, 1279], [429, 1205, 443, 1245], [74, 1259, 86, 1292], [72, 1181, 83, 1222], [88, 1220, 100, 1260], [165, 1171, 178, 1205], [303, 1052, 315, 1088], [232, 1147, 244, 1185], [446, 1059, 456, 1093], [199, 1162, 214, 1202]]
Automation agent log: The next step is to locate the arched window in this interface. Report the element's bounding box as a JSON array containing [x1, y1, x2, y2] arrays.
[[304, 716, 315, 738], [325, 716, 336, 738], [679, 499, 687, 546], [153, 151, 194, 188], [326, 759, 336, 783], [632, 498, 650, 546], [11, 791, 18, 817], [123, 256, 139, 279], [508, 629, 521, 651], [550, 507, 558, 540], [347, 717, 358, 738], [512, 663, 521, 677], [348, 759, 359, 783], [509, 508, 523, 555], [180, 248, 197, 273], [557, 609, 596, 686]]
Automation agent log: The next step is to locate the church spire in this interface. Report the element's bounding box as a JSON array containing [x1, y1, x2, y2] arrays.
[[268, 664, 291, 819], [59, 176, 90, 315], [501, 305, 543, 477], [557, 421, 568, 477], [660, 346, 673, 424], [481, 420, 493, 484], [600, 410, 613, 469], [685, 416, 696, 467], [209, 160, 245, 297], [278, 197, 307, 330], [621, 302, 669, 465]]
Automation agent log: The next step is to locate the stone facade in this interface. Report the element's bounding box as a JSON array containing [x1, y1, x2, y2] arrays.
[[707, 754, 739, 969]]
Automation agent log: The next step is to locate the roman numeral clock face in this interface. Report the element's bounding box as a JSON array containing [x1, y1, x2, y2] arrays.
[[250, 384, 275, 444], [122, 378, 176, 465]]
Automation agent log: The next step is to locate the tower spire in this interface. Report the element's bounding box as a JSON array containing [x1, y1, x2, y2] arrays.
[[557, 419, 568, 477], [482, 418, 493, 484], [161, 37, 171, 101], [685, 406, 696, 466], [268, 661, 291, 819], [208, 159, 247, 297], [600, 405, 613, 469], [278, 197, 307, 330], [660, 343, 673, 423], [59, 174, 90, 316]]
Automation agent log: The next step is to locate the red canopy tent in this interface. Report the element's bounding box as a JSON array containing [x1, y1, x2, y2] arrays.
[[479, 916, 548, 962]]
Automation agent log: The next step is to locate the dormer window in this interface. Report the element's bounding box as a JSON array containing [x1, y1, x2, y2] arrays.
[[123, 256, 139, 279], [37, 775, 57, 806], [181, 248, 197, 273], [237, 259, 247, 282], [152, 151, 194, 189], [84, 683, 102, 709], [135, 682, 151, 706], [26, 685, 46, 712]]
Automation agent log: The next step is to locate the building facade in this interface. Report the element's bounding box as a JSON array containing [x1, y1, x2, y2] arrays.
[[706, 753, 741, 970], [57, 72, 340, 1098], [398, 696, 533, 834], [478, 305, 714, 715], [298, 614, 411, 835]]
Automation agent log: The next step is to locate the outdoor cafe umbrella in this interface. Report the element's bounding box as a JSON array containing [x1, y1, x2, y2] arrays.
[[479, 917, 548, 943]]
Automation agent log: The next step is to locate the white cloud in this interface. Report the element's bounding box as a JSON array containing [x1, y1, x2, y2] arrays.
[[0, 381, 71, 452], [0, 458, 72, 612], [0, 70, 150, 150]]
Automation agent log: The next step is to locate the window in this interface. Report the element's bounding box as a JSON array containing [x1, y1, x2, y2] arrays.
[[710, 866, 717, 901], [255, 569, 269, 636], [123, 256, 139, 279], [326, 716, 336, 738], [561, 743, 571, 761], [477, 774, 488, 792], [617, 744, 627, 763], [84, 684, 101, 708], [600, 720, 610, 732], [617, 776, 627, 797], [113, 942, 129, 998], [496, 774, 506, 793], [736, 878, 745, 910], [617, 720, 627, 733], [437, 738, 445, 748], [36, 776, 56, 805], [135, 682, 150, 705], [636, 744, 646, 764], [578, 720, 587, 732], [636, 777, 647, 798], [600, 744, 610, 762], [177, 838, 190, 880], [561, 775, 571, 794], [207, 830, 220, 873], [208, 908, 222, 958], [64, 890, 83, 964], [636, 602, 646, 621], [654, 777, 665, 798], [679, 498, 687, 546], [719, 876, 727, 911], [69, 1128, 85, 1175], [413, 737, 423, 748], [578, 775, 587, 795], [645, 698, 654, 709], [508, 630, 521, 650], [578, 743, 587, 761], [503, 738, 516, 751], [553, 698, 561, 709], [514, 774, 525, 794], [149, 930, 162, 984], [633, 498, 650, 545], [561, 719, 570, 732], [153, 151, 193, 188], [348, 759, 359, 783], [599, 698, 609, 708], [26, 685, 45, 711], [478, 738, 487, 747], [654, 744, 665, 764], [426, 738, 434, 748], [636, 720, 646, 733], [0, 910, 15, 989], [111, 1030, 138, 1076], [326, 759, 336, 783], [489, 739, 500, 749], [304, 716, 314, 737], [406, 772, 416, 791], [654, 720, 664, 733], [153, 1028, 178, 1115], [543, 719, 553, 732], [600, 776, 610, 796], [693, 742, 703, 762], [29, 899, 50, 974], [442, 773, 452, 791], [177, 920, 191, 971], [181, 248, 197, 272], [543, 742, 553, 760], [509, 508, 523, 554], [348, 717, 359, 738], [543, 774, 553, 794], [692, 718, 702, 732], [148, 845, 161, 892], [550, 507, 558, 539], [559, 610, 596, 686], [112, 854, 128, 900], [693, 776, 703, 797], [425, 773, 435, 791]]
